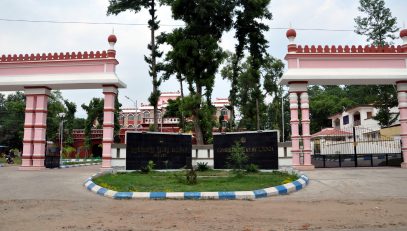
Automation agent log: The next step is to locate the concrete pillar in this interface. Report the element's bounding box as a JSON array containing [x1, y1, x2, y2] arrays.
[[300, 91, 314, 170], [289, 92, 300, 166], [289, 82, 314, 171], [20, 87, 50, 170], [101, 85, 117, 170], [397, 82, 407, 168]]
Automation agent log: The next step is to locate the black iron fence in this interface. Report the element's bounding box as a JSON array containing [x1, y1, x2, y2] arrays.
[[312, 126, 402, 168], [312, 153, 403, 168]]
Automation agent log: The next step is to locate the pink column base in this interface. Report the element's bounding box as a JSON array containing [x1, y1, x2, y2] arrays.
[[291, 152, 300, 166], [401, 162, 407, 168], [21, 158, 32, 167], [293, 165, 315, 171]]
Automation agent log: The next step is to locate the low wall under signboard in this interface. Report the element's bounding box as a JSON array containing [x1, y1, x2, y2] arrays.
[[111, 142, 292, 170]]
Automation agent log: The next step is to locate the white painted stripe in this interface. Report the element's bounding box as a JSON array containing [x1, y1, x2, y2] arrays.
[[297, 178, 306, 185], [84, 181, 93, 187], [234, 191, 255, 200], [91, 185, 102, 193], [132, 192, 150, 199], [200, 192, 219, 199], [264, 187, 279, 196], [102, 190, 116, 198], [166, 192, 184, 199], [283, 183, 296, 193]]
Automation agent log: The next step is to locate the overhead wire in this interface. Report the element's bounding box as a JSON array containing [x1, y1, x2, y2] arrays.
[[0, 18, 355, 31]]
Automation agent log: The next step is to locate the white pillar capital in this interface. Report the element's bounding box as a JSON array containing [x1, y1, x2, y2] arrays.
[[288, 82, 308, 93], [24, 87, 51, 96], [103, 85, 118, 95]]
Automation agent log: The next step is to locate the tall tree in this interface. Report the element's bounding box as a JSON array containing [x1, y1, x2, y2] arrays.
[[231, 0, 272, 130], [354, 0, 399, 128], [0, 92, 25, 149], [108, 0, 163, 131], [81, 98, 104, 155], [47, 91, 67, 142], [162, 0, 235, 144], [354, 0, 399, 46], [63, 100, 77, 146]]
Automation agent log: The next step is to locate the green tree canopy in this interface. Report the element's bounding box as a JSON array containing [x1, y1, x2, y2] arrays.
[[108, 0, 163, 131]]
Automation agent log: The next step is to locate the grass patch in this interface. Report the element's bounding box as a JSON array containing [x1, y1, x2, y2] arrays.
[[0, 156, 22, 165], [92, 170, 299, 192]]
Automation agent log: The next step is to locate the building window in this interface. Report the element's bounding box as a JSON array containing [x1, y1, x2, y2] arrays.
[[353, 112, 361, 126], [221, 108, 228, 116], [343, 115, 349, 125], [137, 113, 142, 121], [366, 111, 373, 119], [128, 114, 135, 120], [222, 121, 227, 127], [334, 118, 340, 128], [119, 114, 124, 124], [128, 124, 134, 129], [143, 111, 150, 118]]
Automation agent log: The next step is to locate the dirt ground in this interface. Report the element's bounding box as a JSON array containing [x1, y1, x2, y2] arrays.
[[1, 165, 407, 231]]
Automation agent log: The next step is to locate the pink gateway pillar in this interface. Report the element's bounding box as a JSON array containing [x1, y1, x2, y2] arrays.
[[101, 85, 117, 170], [20, 87, 50, 170], [397, 82, 407, 168], [288, 82, 315, 170]]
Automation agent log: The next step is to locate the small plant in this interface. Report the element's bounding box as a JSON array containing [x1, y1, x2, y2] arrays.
[[246, 163, 259, 173], [186, 167, 197, 185], [196, 162, 210, 171], [227, 141, 248, 177], [141, 160, 155, 173]]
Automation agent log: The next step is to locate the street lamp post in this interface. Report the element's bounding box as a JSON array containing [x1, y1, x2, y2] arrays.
[[58, 112, 66, 167], [125, 96, 138, 130]]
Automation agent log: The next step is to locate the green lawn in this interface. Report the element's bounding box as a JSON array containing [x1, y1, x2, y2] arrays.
[[93, 170, 299, 192], [0, 156, 21, 165]]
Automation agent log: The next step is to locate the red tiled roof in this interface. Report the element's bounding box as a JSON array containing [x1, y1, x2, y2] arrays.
[[311, 128, 352, 138]]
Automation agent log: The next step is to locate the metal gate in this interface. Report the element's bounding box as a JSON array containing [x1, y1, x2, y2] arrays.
[[311, 126, 403, 168]]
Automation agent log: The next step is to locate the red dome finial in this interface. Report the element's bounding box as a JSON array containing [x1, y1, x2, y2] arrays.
[[400, 28, 407, 38], [108, 34, 117, 43], [286, 28, 296, 39], [108, 29, 117, 50]]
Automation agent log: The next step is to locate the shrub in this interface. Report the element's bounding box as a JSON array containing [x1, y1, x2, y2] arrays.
[[62, 146, 76, 159], [141, 160, 155, 173], [227, 141, 248, 176], [186, 168, 197, 185], [196, 162, 210, 171], [246, 163, 259, 173]]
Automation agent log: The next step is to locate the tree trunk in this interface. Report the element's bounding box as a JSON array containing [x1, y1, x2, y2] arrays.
[[256, 98, 260, 130], [178, 74, 185, 131], [194, 85, 204, 145], [193, 115, 204, 144], [151, 0, 159, 132]]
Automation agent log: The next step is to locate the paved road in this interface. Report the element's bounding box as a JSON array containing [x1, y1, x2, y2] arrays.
[[1, 165, 407, 201], [1, 165, 407, 231]]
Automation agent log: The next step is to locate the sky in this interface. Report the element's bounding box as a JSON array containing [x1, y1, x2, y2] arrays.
[[0, 0, 406, 118]]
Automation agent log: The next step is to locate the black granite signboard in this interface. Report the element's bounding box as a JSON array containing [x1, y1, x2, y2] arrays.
[[213, 131, 279, 169], [126, 132, 192, 170]]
